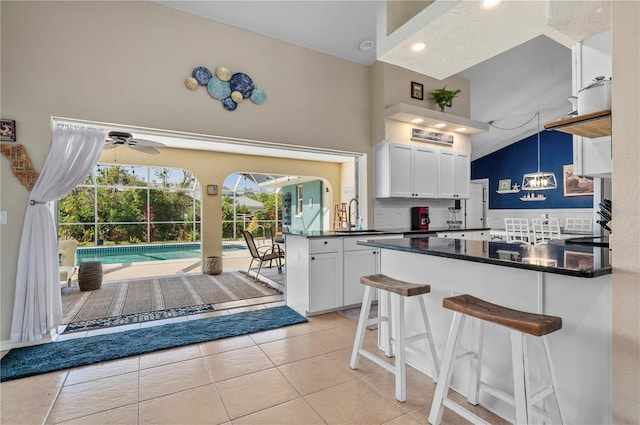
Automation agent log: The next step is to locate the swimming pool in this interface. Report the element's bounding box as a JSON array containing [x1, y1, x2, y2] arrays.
[[76, 243, 246, 265]]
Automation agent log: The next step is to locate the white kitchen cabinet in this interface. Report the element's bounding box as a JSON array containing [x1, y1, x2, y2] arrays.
[[343, 240, 379, 306], [309, 252, 343, 312], [375, 142, 438, 198], [286, 233, 400, 316], [438, 151, 469, 198]]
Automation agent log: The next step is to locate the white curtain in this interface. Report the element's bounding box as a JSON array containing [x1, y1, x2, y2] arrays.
[[10, 124, 107, 342]]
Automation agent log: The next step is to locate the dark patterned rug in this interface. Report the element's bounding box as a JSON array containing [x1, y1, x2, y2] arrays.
[[61, 271, 282, 333]]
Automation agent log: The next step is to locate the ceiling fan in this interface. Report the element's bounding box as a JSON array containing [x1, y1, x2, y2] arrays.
[[104, 131, 165, 155]]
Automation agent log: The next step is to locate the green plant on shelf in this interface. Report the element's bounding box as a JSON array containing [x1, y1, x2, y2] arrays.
[[429, 86, 462, 112]]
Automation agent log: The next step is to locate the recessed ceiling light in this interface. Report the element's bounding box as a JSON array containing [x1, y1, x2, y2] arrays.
[[411, 42, 427, 52], [482, 0, 501, 8], [456, 127, 467, 132], [411, 118, 424, 124], [435, 123, 447, 128], [359, 40, 375, 51]]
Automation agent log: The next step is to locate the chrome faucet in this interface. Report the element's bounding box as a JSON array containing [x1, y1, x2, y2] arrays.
[[348, 198, 359, 230]]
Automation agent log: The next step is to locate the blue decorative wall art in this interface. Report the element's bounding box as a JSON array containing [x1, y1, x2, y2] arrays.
[[185, 66, 266, 111]]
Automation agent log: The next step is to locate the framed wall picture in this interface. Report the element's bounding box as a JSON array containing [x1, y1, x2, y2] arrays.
[[0, 119, 16, 142], [411, 82, 424, 100], [498, 179, 511, 191], [563, 164, 594, 196], [207, 184, 218, 195]]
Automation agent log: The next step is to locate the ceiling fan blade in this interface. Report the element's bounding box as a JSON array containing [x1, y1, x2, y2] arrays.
[[103, 143, 118, 150], [130, 138, 166, 148], [129, 144, 160, 155]]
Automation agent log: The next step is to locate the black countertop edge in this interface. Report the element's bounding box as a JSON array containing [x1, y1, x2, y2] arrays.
[[283, 227, 491, 238], [357, 237, 612, 279]]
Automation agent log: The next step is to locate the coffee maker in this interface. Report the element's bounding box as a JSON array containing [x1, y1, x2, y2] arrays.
[[411, 206, 430, 230]]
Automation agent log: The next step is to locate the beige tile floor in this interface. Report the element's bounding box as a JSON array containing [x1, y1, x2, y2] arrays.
[[2, 247, 508, 425], [0, 308, 508, 425]]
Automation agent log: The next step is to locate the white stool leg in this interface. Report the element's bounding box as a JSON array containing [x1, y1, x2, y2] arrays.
[[543, 335, 566, 425], [350, 285, 375, 369], [384, 290, 393, 357], [394, 293, 406, 402], [467, 318, 484, 405], [428, 312, 466, 425], [418, 296, 439, 383], [511, 330, 529, 425]]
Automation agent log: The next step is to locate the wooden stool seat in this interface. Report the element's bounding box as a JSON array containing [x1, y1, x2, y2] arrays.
[[443, 294, 562, 337], [360, 274, 431, 297], [429, 294, 565, 425], [351, 274, 439, 403]]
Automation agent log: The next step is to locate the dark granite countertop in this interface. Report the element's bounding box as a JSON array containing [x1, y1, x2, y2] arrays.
[[283, 226, 490, 238], [357, 236, 612, 278]]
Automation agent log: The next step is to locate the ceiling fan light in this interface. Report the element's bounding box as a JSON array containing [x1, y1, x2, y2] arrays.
[[482, 0, 501, 8]]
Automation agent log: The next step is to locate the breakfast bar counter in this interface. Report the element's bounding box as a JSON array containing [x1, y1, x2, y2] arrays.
[[357, 236, 612, 424]]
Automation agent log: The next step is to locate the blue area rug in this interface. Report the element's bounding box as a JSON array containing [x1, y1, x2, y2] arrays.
[[0, 306, 307, 382]]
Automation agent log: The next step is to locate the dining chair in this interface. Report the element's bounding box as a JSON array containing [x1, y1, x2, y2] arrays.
[[531, 218, 561, 244], [504, 218, 532, 244], [565, 217, 593, 233], [241, 230, 284, 282]]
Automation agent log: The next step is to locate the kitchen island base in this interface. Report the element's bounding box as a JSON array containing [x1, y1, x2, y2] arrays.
[[374, 248, 611, 425]]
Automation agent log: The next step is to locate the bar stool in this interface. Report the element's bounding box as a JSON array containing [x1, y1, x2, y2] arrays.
[[428, 294, 564, 425], [350, 274, 440, 402]]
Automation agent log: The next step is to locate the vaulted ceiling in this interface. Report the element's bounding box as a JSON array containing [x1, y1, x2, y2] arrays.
[[153, 1, 611, 159]]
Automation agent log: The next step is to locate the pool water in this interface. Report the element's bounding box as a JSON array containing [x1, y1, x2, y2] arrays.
[[76, 243, 246, 265]]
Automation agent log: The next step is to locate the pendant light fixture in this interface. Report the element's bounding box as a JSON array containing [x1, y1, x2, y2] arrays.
[[521, 112, 557, 199]]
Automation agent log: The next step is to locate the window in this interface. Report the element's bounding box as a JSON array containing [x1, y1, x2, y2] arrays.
[[58, 165, 201, 246], [296, 185, 304, 216]]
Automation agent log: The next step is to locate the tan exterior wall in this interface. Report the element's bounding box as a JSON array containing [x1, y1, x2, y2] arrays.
[[611, 2, 640, 423]]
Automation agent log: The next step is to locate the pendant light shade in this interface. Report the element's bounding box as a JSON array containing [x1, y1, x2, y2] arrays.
[[522, 112, 557, 192], [522, 172, 558, 190]]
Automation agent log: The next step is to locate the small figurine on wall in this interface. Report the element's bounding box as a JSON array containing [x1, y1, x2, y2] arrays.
[[0, 119, 16, 142]]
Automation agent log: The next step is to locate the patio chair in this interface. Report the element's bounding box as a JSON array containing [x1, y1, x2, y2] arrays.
[[59, 238, 78, 287], [241, 230, 284, 282]]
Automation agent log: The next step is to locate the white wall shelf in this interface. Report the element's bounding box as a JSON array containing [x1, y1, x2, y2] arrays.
[[385, 103, 489, 135], [496, 189, 521, 194]]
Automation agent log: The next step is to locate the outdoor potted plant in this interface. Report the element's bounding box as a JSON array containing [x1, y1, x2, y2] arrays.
[[429, 86, 462, 112]]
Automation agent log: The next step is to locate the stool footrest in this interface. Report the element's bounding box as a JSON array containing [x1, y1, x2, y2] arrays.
[[443, 398, 490, 425], [531, 385, 555, 404], [480, 381, 515, 405], [404, 332, 429, 345], [357, 348, 395, 374]]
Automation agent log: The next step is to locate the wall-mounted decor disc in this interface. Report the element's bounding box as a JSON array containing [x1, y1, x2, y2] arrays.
[[207, 76, 231, 100], [192, 67, 213, 85], [229, 73, 254, 98], [250, 86, 267, 104], [215, 66, 232, 81], [222, 97, 237, 111]]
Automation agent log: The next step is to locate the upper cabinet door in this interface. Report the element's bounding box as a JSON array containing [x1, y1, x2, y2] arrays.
[[388, 143, 414, 197], [438, 151, 455, 198], [413, 146, 439, 198], [453, 152, 470, 198]]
